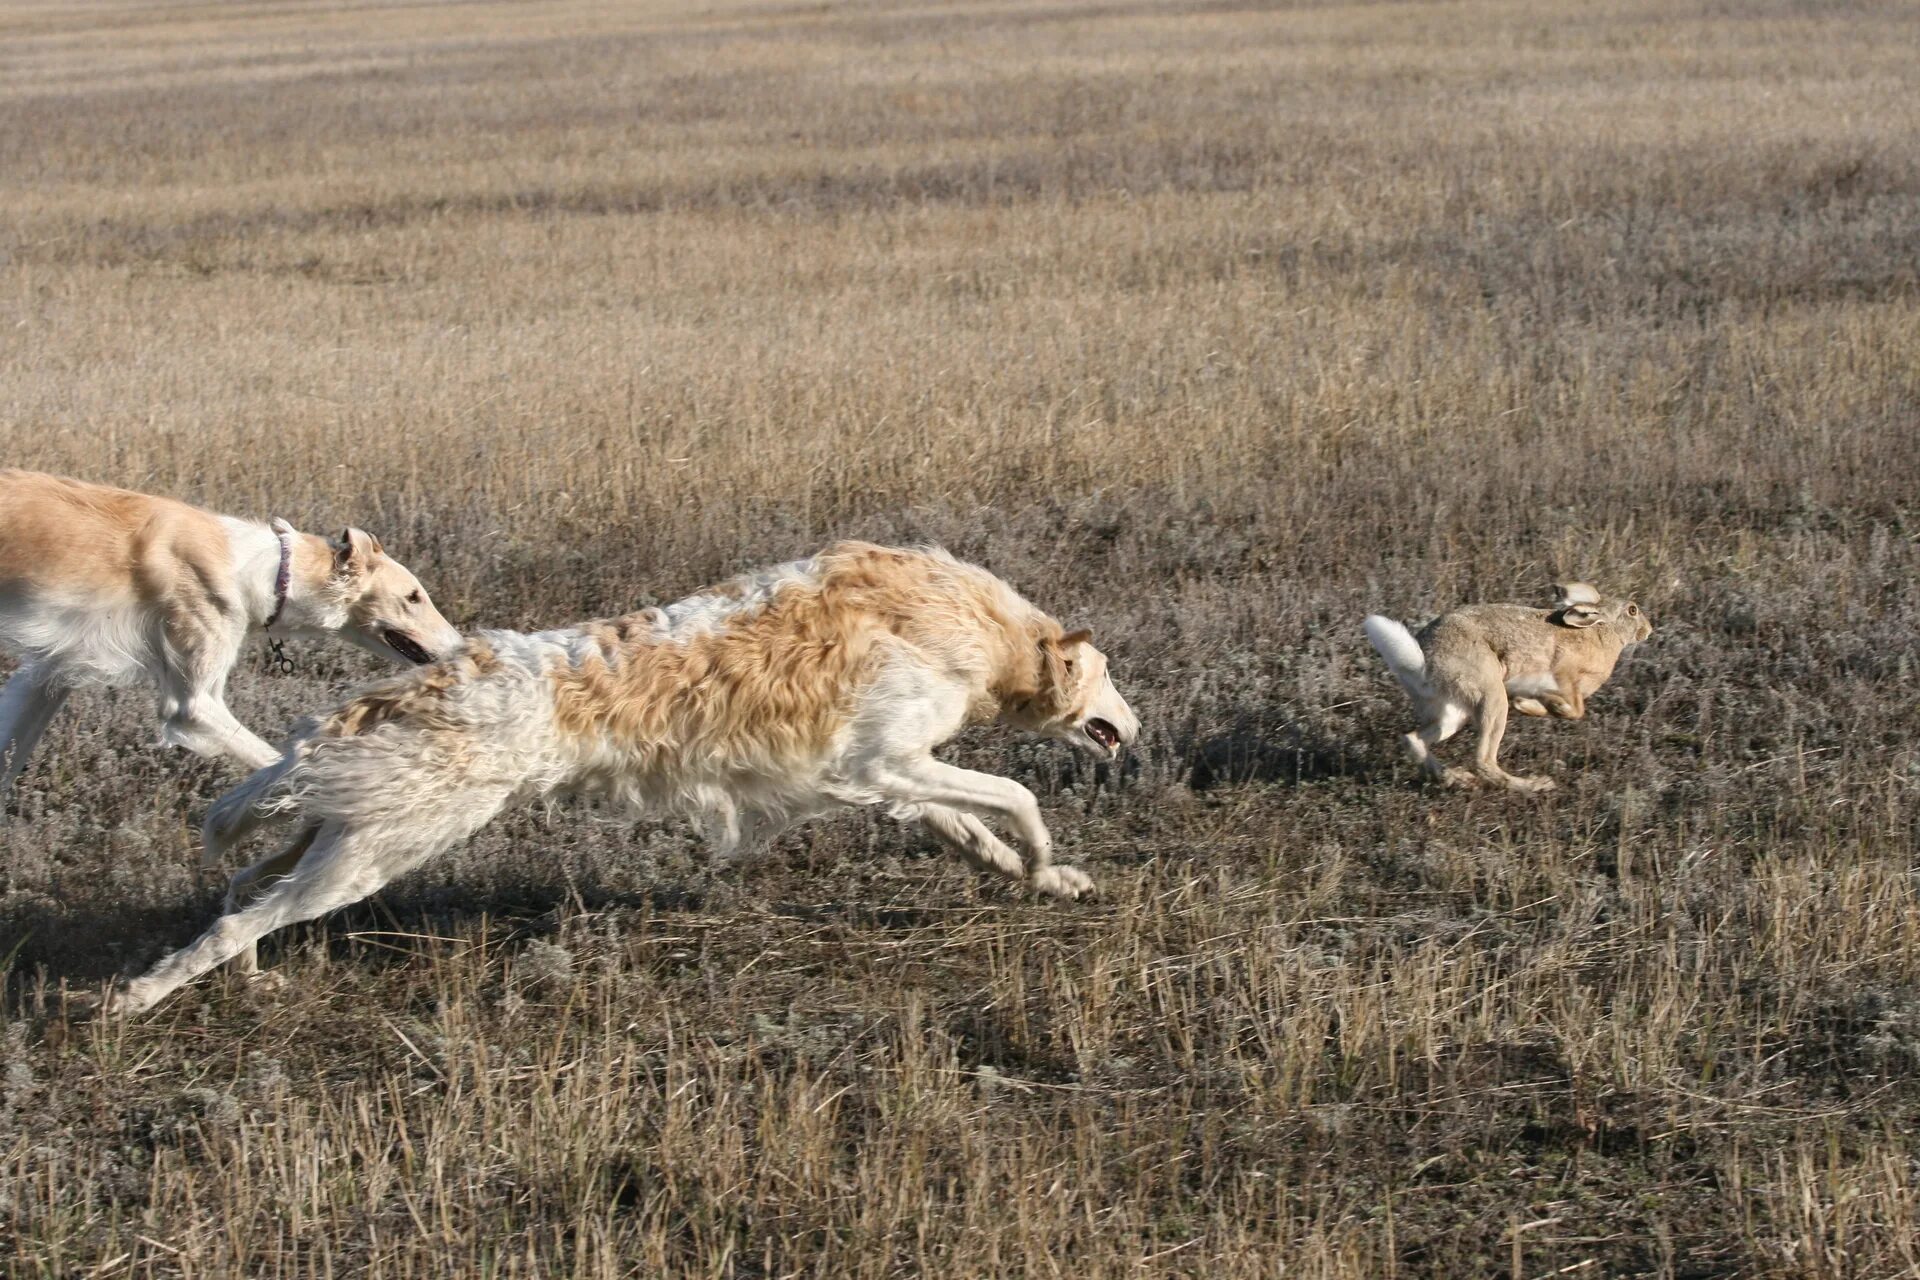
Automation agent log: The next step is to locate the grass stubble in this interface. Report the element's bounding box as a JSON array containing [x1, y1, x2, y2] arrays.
[[5, 0, 1920, 1274]]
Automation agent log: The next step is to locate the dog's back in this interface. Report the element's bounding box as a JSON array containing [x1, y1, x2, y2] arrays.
[[267, 543, 1042, 826], [0, 469, 233, 682]]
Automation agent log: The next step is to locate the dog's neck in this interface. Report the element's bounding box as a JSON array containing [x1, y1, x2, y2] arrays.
[[262, 520, 297, 632], [224, 518, 330, 635]]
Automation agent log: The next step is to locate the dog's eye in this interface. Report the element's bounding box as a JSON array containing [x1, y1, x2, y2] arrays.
[[407, 590, 424, 606]]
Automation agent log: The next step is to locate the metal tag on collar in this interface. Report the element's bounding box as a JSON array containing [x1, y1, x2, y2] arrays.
[[264, 638, 296, 676]]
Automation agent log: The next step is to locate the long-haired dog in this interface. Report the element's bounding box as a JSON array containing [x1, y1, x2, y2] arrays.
[[0, 469, 461, 804], [109, 542, 1139, 1015]]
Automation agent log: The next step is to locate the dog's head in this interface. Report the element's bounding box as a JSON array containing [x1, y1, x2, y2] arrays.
[[1004, 627, 1140, 761], [322, 527, 462, 666], [1553, 584, 1652, 645]]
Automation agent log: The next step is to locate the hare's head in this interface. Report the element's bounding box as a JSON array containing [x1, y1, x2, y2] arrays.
[[1555, 587, 1652, 645]]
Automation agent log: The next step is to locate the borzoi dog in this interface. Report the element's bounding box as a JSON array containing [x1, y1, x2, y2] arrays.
[[108, 542, 1138, 1015], [0, 469, 461, 803]]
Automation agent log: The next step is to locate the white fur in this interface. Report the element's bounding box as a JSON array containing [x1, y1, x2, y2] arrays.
[[1363, 615, 1428, 699], [1504, 672, 1561, 699], [114, 548, 1139, 1015]]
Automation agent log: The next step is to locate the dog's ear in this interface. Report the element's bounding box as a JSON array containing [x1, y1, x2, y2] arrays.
[[333, 527, 385, 578], [1035, 628, 1093, 707], [1559, 602, 1605, 628]]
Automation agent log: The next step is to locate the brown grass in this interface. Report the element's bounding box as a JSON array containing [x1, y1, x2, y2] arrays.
[[5, 0, 1920, 1274]]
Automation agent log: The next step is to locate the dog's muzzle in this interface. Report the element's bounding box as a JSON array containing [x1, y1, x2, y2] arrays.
[[384, 629, 435, 665], [1083, 718, 1122, 755]]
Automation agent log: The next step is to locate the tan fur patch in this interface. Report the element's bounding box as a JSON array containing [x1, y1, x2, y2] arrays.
[[549, 542, 1070, 767], [322, 639, 500, 738], [0, 469, 233, 611]]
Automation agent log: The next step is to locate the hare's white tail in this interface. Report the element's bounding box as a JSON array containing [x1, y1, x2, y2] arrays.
[[200, 751, 304, 869], [1363, 615, 1430, 700]]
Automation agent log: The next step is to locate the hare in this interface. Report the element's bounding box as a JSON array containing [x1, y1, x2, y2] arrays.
[[1363, 582, 1652, 793]]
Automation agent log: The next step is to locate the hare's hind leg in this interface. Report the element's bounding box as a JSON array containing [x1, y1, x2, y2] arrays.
[[1470, 688, 1554, 794], [1402, 700, 1472, 786]]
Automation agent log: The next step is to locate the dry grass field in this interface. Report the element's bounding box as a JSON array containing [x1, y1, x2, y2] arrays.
[[5, 0, 1920, 1273]]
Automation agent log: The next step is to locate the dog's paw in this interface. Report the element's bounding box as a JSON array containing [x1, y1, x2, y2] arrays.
[[97, 980, 151, 1019], [1439, 767, 1479, 789], [1031, 865, 1095, 901], [1509, 774, 1557, 795], [62, 986, 109, 1021]]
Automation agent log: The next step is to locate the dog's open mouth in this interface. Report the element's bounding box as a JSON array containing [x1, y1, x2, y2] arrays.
[[1083, 718, 1122, 753], [384, 629, 434, 665]]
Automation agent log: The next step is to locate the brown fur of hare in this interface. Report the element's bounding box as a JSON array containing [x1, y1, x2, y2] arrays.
[[1363, 582, 1653, 793]]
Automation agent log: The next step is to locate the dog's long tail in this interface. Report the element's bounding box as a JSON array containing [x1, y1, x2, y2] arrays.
[[1363, 615, 1430, 700], [200, 750, 305, 869]]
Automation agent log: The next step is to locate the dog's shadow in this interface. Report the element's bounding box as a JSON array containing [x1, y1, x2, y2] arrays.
[[6, 870, 979, 999], [1179, 713, 1371, 791], [9, 717, 1370, 998], [3, 878, 717, 993]]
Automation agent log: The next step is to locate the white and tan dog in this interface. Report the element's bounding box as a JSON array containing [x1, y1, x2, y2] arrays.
[[110, 542, 1138, 1014], [0, 469, 461, 802]]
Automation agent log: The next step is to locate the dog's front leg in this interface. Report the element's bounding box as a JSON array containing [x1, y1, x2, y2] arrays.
[[914, 804, 1025, 882], [158, 691, 279, 770], [874, 758, 1092, 900]]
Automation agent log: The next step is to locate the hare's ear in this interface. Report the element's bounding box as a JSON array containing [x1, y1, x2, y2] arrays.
[[1559, 603, 1604, 628], [1553, 582, 1601, 607]]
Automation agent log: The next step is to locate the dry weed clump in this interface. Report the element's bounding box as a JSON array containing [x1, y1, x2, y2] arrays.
[[5, 0, 1920, 1274]]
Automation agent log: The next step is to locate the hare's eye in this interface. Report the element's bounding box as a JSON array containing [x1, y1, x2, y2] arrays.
[[1626, 604, 1638, 616]]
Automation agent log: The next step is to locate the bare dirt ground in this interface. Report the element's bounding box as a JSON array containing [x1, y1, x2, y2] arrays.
[[4, 0, 1920, 1274]]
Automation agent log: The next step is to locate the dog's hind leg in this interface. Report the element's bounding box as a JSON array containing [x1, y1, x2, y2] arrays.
[[201, 751, 305, 870], [223, 822, 322, 978], [0, 663, 72, 808], [707, 806, 803, 873], [111, 819, 396, 1015], [114, 775, 525, 1014]]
